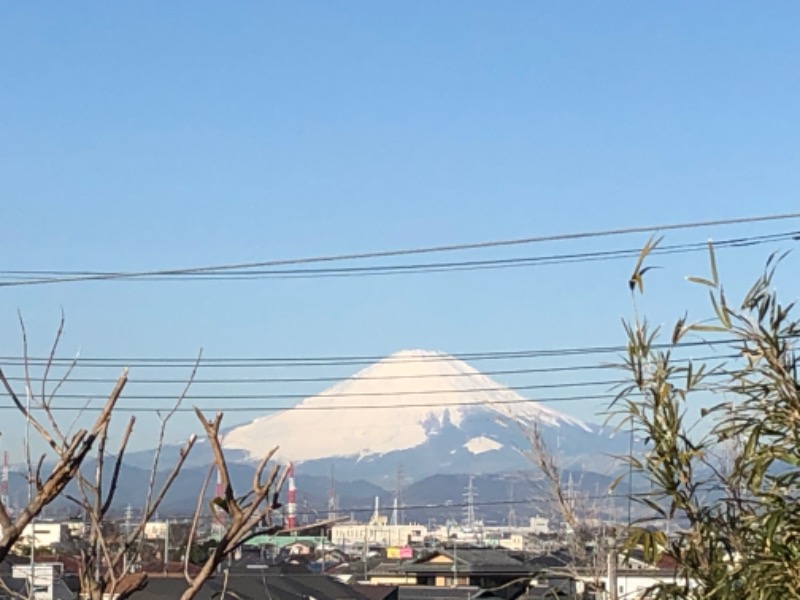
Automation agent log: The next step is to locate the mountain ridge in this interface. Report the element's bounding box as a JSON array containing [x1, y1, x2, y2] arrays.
[[223, 349, 593, 463]]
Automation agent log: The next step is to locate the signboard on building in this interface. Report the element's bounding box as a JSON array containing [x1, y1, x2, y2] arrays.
[[388, 546, 414, 559]]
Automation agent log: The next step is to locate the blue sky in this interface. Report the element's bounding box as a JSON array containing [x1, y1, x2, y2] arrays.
[[1, 2, 799, 455]]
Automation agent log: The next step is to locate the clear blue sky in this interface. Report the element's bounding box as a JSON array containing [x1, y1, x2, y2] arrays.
[[1, 2, 799, 455]]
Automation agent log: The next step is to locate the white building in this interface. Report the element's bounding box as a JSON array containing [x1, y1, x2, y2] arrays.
[[19, 522, 67, 548], [496, 533, 526, 551], [582, 569, 694, 599], [529, 516, 550, 534], [331, 522, 428, 547], [143, 521, 169, 540], [64, 520, 86, 538], [11, 563, 64, 600]]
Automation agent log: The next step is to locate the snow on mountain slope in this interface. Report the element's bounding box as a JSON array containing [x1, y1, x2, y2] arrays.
[[463, 436, 503, 455], [223, 349, 591, 463]]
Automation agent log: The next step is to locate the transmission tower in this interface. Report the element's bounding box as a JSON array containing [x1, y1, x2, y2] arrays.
[[507, 482, 518, 528], [463, 476, 478, 528], [394, 463, 406, 525]]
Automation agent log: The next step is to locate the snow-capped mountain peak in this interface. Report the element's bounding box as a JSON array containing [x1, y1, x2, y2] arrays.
[[223, 349, 590, 463]]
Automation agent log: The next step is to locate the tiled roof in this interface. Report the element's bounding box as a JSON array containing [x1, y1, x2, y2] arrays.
[[136, 571, 373, 600], [398, 586, 482, 600], [404, 548, 529, 574]]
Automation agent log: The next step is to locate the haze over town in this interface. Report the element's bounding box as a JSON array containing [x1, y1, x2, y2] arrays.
[[1, 3, 799, 599]]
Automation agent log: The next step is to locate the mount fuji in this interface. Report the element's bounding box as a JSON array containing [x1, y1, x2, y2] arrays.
[[222, 350, 626, 485]]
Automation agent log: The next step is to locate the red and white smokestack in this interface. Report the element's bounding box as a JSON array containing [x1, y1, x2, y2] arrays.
[[213, 467, 225, 525], [215, 466, 223, 500], [1, 451, 9, 509], [286, 462, 297, 529]]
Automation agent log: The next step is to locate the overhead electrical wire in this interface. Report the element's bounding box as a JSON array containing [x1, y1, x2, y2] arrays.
[[0, 394, 616, 412], [0, 213, 797, 287], [0, 229, 795, 284], [0, 337, 751, 368], [0, 383, 740, 412], [0, 382, 626, 401], [1, 369, 735, 402], [0, 352, 739, 385]]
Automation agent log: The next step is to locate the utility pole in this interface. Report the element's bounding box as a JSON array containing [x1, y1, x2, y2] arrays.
[[451, 542, 458, 587], [363, 524, 368, 582], [607, 536, 618, 600], [395, 463, 406, 525], [164, 519, 170, 574], [320, 533, 326, 574]]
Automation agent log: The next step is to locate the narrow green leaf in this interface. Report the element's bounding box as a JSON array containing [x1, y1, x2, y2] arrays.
[[686, 276, 717, 288], [708, 240, 719, 287]]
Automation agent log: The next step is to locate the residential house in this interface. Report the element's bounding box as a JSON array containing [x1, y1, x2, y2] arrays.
[[0, 562, 78, 600], [134, 569, 376, 600], [367, 547, 537, 599]]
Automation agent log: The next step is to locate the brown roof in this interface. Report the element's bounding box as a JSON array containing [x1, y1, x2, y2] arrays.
[[657, 553, 679, 569], [34, 554, 81, 574], [139, 561, 202, 577]]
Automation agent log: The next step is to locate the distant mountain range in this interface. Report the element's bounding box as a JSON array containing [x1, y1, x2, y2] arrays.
[[22, 466, 618, 526], [18, 350, 630, 522], [220, 349, 629, 486]]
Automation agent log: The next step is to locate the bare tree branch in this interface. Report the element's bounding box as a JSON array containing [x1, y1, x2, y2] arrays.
[[0, 367, 128, 563], [179, 410, 286, 600], [72, 353, 202, 600]]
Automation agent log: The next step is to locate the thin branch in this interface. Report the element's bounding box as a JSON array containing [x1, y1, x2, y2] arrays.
[[41, 309, 65, 407], [0, 369, 56, 452], [47, 351, 80, 410], [0, 498, 11, 533], [185, 464, 215, 585], [143, 350, 203, 516], [0, 369, 127, 564], [101, 416, 136, 517], [116, 434, 197, 570], [179, 411, 285, 600], [64, 396, 92, 441]]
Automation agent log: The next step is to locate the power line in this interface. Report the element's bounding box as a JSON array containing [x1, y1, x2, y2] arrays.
[[0, 356, 734, 386], [0, 337, 745, 368], [0, 388, 713, 412], [0, 365, 620, 385], [1, 229, 794, 284], [0, 213, 797, 287], [0, 381, 627, 401], [4, 367, 737, 402]]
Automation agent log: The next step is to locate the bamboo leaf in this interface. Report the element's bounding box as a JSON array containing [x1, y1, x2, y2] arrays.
[[708, 240, 719, 288], [686, 323, 728, 334], [629, 235, 663, 294], [686, 276, 717, 288], [671, 313, 688, 345]]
